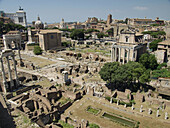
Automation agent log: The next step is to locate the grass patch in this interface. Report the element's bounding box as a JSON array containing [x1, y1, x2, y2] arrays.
[[23, 116, 29, 124], [58, 97, 72, 105], [59, 120, 74, 128], [86, 106, 100, 115], [35, 78, 52, 87], [21, 54, 55, 68], [80, 48, 110, 54], [105, 97, 135, 107], [102, 112, 139, 128], [88, 123, 100, 128]]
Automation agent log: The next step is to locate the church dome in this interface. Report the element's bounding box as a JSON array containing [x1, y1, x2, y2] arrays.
[[35, 16, 44, 30]]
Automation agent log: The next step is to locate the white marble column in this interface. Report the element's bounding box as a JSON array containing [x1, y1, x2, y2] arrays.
[[0, 58, 7, 93], [118, 48, 121, 62], [3, 35, 8, 49], [115, 48, 117, 62], [123, 48, 125, 64], [16, 43, 22, 60], [28, 28, 33, 42], [127, 49, 130, 63], [6, 56, 14, 90], [134, 50, 137, 61], [111, 47, 114, 62], [12, 55, 19, 87]]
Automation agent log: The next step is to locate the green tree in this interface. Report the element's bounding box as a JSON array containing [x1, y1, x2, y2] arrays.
[[0, 22, 26, 36], [97, 32, 105, 39], [149, 39, 162, 51], [99, 62, 119, 83], [152, 68, 170, 78], [33, 46, 42, 55], [99, 61, 150, 90], [126, 61, 146, 83], [157, 63, 167, 70], [139, 53, 158, 70], [106, 29, 113, 36], [85, 29, 99, 33], [70, 29, 84, 40], [142, 31, 166, 39], [139, 69, 151, 84]]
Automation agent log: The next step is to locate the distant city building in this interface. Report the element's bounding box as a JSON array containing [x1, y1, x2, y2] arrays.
[[155, 17, 165, 26], [127, 17, 165, 26], [60, 18, 67, 29], [0, 12, 14, 24], [86, 17, 98, 24], [107, 14, 112, 25], [44, 22, 48, 29], [155, 40, 170, 66], [39, 29, 62, 51], [0, 7, 27, 27], [127, 18, 155, 26], [165, 25, 170, 40], [71, 22, 86, 29], [111, 29, 147, 64], [35, 16, 44, 30]]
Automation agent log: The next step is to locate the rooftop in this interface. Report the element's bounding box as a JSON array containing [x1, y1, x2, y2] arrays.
[[158, 40, 170, 45], [39, 29, 62, 34]]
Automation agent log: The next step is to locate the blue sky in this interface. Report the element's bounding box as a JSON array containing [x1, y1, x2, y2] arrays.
[[0, 0, 170, 23]]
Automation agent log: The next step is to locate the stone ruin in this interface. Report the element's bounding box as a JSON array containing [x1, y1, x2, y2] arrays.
[[55, 64, 89, 77], [9, 85, 73, 127], [112, 89, 133, 103], [0, 49, 20, 93], [60, 114, 89, 128], [7, 82, 87, 128], [65, 51, 106, 62]]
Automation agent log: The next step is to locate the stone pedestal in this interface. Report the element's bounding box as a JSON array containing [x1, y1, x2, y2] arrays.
[[165, 112, 168, 120], [140, 105, 143, 113], [156, 110, 159, 117], [148, 108, 152, 115]]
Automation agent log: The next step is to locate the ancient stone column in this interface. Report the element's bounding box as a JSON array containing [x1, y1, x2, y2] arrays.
[[16, 42, 22, 61], [3, 35, 8, 49], [12, 55, 19, 87], [28, 28, 33, 43], [114, 48, 117, 62], [165, 112, 168, 120], [0, 58, 7, 93], [6, 56, 14, 90], [156, 110, 159, 117], [111, 47, 114, 62], [127, 49, 130, 63], [123, 48, 125, 64], [118, 48, 121, 62], [135, 50, 137, 61]]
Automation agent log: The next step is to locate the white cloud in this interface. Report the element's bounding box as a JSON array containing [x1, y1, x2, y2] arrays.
[[134, 6, 148, 11]]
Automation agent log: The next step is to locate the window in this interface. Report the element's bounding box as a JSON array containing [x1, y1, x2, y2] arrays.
[[18, 17, 23, 23], [125, 36, 129, 42]]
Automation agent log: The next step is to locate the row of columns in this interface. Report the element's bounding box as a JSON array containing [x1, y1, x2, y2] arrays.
[[3, 35, 22, 65], [111, 47, 137, 64], [0, 55, 19, 93]]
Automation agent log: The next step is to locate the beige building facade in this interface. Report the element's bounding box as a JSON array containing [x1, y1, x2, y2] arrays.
[[155, 40, 170, 66], [111, 29, 147, 64], [39, 29, 62, 51]]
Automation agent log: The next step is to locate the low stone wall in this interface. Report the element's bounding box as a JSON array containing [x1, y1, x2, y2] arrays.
[[59, 101, 72, 112], [63, 91, 82, 101]]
